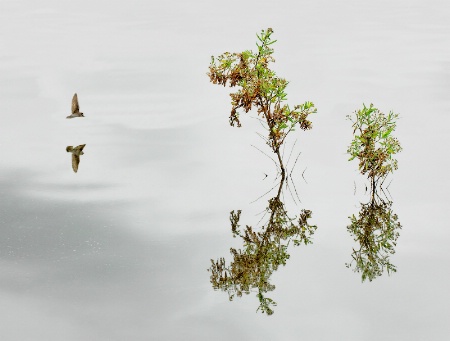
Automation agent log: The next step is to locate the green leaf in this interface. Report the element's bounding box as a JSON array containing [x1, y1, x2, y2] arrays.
[[382, 127, 394, 139]]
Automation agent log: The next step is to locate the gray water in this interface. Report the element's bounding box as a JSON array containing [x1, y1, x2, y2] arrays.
[[1, 0, 449, 340]]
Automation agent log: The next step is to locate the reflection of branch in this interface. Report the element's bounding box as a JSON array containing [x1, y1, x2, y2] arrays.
[[286, 179, 299, 205], [250, 182, 279, 204], [380, 185, 392, 202]]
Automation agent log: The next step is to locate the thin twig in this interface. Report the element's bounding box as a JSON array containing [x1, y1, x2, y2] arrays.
[[290, 150, 302, 174], [256, 132, 269, 145], [379, 186, 392, 202], [256, 209, 269, 226], [250, 183, 279, 204], [250, 115, 266, 124], [385, 185, 394, 201], [285, 140, 297, 169], [251, 144, 279, 171], [302, 167, 308, 184], [289, 172, 302, 203], [273, 172, 281, 182], [386, 179, 393, 189], [286, 178, 300, 205]]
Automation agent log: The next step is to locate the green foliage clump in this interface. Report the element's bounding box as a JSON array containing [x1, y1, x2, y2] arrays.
[[208, 28, 316, 153], [347, 104, 402, 180]]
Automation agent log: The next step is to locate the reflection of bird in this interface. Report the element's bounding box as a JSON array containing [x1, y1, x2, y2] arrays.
[[66, 144, 86, 173], [66, 93, 85, 118]]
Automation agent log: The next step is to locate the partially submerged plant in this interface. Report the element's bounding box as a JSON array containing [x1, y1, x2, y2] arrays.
[[208, 28, 317, 314], [346, 104, 402, 282], [347, 104, 402, 192], [208, 28, 316, 169]]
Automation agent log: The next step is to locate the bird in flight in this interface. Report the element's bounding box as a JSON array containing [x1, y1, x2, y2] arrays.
[[66, 93, 85, 119], [66, 144, 86, 173]]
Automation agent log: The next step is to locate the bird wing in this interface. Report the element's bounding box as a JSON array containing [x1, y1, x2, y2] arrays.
[[72, 93, 80, 114], [72, 154, 80, 173]]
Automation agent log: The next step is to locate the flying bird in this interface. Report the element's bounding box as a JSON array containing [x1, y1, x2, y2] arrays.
[[66, 144, 86, 173], [66, 93, 85, 118]]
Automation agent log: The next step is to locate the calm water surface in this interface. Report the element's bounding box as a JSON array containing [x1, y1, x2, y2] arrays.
[[1, 0, 449, 340]]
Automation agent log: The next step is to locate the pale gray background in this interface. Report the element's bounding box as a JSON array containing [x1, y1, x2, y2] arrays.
[[1, 0, 449, 340]]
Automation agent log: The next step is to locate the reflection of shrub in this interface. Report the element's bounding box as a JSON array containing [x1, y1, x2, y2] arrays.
[[346, 200, 402, 282], [209, 201, 317, 315]]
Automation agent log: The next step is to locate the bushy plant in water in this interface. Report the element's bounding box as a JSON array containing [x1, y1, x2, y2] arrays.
[[346, 104, 402, 282], [208, 28, 317, 314]]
